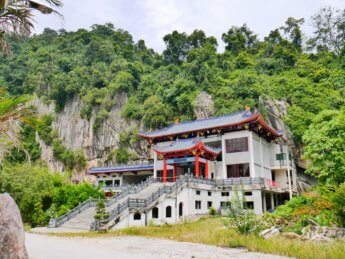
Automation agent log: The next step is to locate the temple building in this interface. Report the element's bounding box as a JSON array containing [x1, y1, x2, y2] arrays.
[[51, 109, 298, 230], [90, 109, 296, 216]]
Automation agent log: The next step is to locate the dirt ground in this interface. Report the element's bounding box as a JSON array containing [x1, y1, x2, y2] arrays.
[[26, 233, 288, 259]]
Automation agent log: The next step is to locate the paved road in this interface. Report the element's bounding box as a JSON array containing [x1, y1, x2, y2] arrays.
[[26, 233, 288, 259]]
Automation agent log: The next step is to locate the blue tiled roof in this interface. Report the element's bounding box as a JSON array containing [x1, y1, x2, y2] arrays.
[[154, 138, 221, 154], [140, 110, 255, 138], [90, 164, 154, 174]]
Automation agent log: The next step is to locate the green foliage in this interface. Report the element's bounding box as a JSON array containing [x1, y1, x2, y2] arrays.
[[0, 13, 344, 161], [225, 189, 269, 235], [208, 206, 217, 216], [0, 163, 103, 226], [52, 139, 87, 171], [4, 125, 41, 163], [94, 198, 109, 231], [302, 109, 345, 184], [270, 184, 345, 233]]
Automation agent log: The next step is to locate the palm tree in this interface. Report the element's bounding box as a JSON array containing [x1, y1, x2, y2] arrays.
[[0, 88, 40, 161], [0, 0, 63, 57]]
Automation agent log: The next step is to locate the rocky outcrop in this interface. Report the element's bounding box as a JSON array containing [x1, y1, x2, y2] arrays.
[[34, 94, 149, 181], [193, 91, 215, 119], [0, 193, 28, 259], [302, 226, 345, 242], [259, 226, 282, 239]]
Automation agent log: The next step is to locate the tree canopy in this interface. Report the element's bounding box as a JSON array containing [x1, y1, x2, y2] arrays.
[[0, 7, 345, 182]]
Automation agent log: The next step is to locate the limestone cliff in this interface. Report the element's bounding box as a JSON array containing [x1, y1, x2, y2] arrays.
[[33, 94, 149, 182]]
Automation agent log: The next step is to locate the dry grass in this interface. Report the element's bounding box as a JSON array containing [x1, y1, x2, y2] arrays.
[[47, 216, 345, 259]]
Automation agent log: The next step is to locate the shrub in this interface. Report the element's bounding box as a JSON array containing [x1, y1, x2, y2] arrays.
[[209, 206, 217, 216], [224, 188, 269, 234]]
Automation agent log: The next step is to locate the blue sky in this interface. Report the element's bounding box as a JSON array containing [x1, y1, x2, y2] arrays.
[[34, 0, 345, 52]]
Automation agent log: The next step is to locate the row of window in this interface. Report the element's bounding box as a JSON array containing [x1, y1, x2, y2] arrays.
[[134, 200, 255, 219], [134, 206, 172, 220], [135, 205, 179, 220], [195, 200, 213, 209], [195, 200, 254, 210], [196, 190, 253, 196], [98, 180, 120, 187]]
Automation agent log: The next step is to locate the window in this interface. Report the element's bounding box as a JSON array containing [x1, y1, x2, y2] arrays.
[[114, 180, 120, 186], [166, 206, 172, 218], [244, 191, 252, 196], [134, 213, 141, 220], [221, 192, 229, 197], [225, 137, 248, 153], [207, 201, 213, 208], [152, 207, 159, 219], [196, 190, 201, 195], [227, 163, 250, 178], [195, 201, 201, 209], [286, 170, 293, 185], [208, 191, 212, 196], [276, 153, 291, 160], [179, 202, 183, 216], [246, 202, 254, 209], [220, 201, 231, 208], [105, 180, 113, 187]]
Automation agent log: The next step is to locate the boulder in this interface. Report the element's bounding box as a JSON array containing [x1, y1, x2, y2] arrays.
[[302, 225, 345, 242], [0, 193, 28, 259], [259, 226, 282, 239]]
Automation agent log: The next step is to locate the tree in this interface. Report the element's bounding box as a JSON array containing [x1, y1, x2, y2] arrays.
[[222, 24, 257, 54], [142, 95, 173, 129], [309, 6, 345, 55], [0, 0, 62, 57], [163, 30, 189, 65], [187, 29, 217, 49], [0, 88, 40, 161], [281, 17, 305, 51], [302, 109, 345, 184], [94, 198, 109, 231]]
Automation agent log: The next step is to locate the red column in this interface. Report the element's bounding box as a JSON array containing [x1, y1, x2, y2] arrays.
[[205, 160, 208, 179], [173, 164, 177, 182], [195, 154, 200, 177], [163, 157, 167, 183]]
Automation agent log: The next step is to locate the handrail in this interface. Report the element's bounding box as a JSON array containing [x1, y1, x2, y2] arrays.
[[49, 176, 157, 228], [48, 197, 97, 228], [51, 175, 276, 229], [100, 175, 271, 230]]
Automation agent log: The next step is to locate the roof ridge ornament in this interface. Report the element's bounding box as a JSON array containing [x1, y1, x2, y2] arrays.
[[242, 106, 252, 118]]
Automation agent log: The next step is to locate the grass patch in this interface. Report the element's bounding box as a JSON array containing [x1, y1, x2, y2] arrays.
[[44, 216, 345, 259]]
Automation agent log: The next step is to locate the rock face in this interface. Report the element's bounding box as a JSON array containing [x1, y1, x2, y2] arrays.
[[0, 193, 28, 259], [302, 226, 345, 242], [193, 91, 214, 119], [34, 94, 149, 182]]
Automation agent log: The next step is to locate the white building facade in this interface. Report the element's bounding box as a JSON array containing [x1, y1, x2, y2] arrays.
[[89, 109, 298, 229]]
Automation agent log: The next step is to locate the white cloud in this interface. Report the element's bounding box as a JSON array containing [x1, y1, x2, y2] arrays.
[[33, 0, 345, 52]]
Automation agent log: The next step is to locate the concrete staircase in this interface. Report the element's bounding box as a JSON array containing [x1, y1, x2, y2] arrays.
[[58, 182, 167, 230], [60, 206, 96, 230]]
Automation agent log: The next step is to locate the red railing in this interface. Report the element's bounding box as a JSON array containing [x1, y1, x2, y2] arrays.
[[264, 179, 281, 188]]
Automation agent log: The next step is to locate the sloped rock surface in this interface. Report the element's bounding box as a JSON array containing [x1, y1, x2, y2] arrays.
[[0, 193, 28, 259]]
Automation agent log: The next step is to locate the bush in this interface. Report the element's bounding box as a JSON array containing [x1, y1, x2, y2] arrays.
[[0, 163, 103, 226], [269, 184, 345, 233], [224, 188, 269, 235], [209, 206, 217, 216]]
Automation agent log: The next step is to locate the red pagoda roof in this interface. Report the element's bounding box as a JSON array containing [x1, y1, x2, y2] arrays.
[[140, 110, 282, 141], [154, 138, 221, 159]]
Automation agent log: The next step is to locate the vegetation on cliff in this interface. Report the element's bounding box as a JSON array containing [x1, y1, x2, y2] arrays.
[[1, 7, 344, 183]]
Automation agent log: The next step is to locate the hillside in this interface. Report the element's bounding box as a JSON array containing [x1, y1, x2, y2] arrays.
[[1, 19, 344, 179]]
